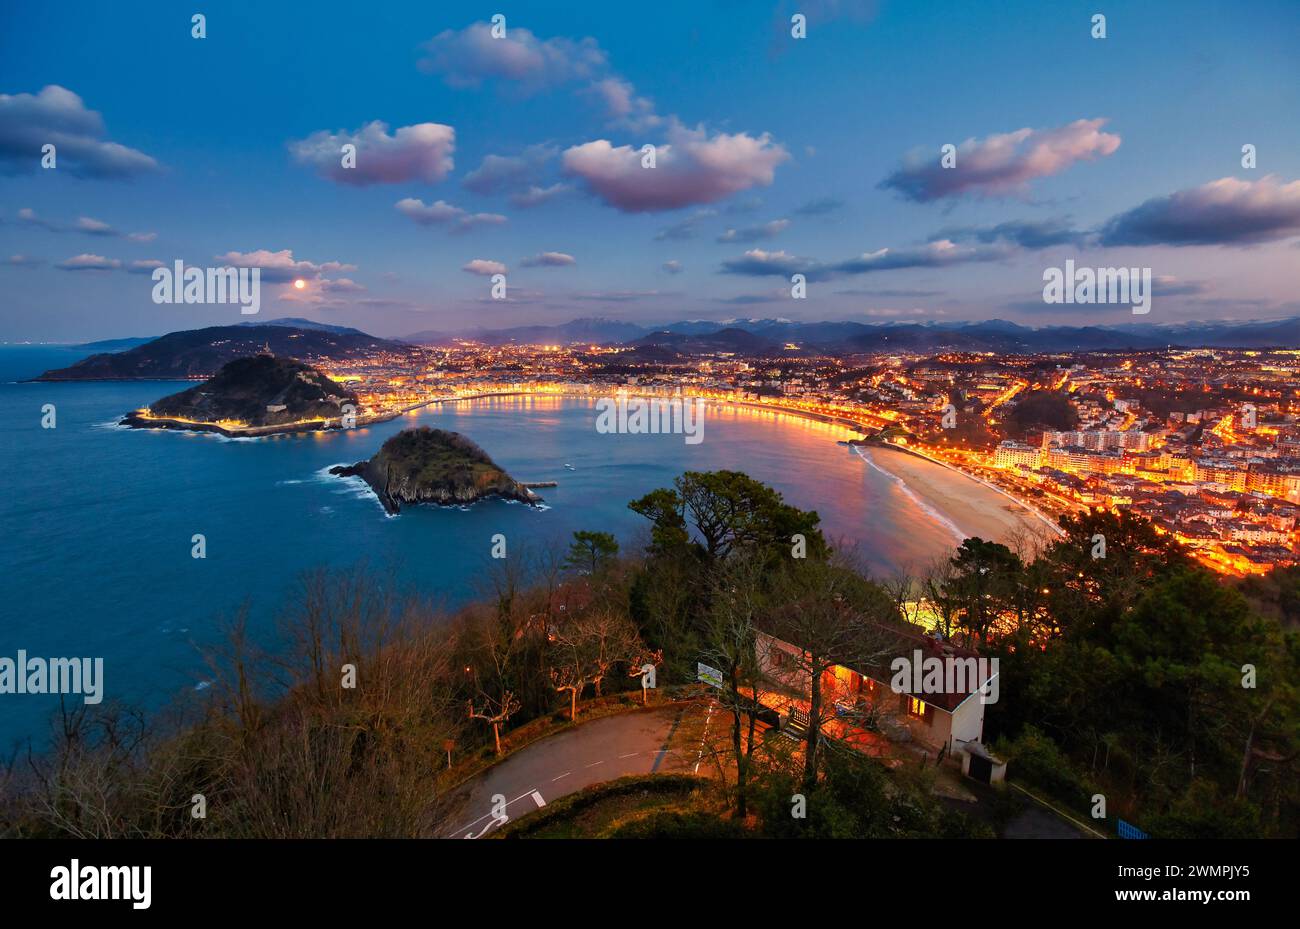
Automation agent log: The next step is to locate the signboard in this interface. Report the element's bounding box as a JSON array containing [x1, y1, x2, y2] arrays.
[[696, 662, 724, 689]]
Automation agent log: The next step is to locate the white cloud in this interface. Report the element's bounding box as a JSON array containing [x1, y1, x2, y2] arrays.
[[462, 258, 507, 276], [0, 85, 160, 178], [395, 198, 507, 233], [881, 118, 1121, 202], [520, 251, 576, 267], [418, 23, 606, 91], [213, 249, 356, 283], [1100, 175, 1300, 246], [563, 122, 789, 213], [289, 121, 455, 185], [55, 253, 121, 271]]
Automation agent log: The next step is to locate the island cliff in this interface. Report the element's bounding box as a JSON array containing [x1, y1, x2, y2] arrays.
[[330, 427, 540, 514]]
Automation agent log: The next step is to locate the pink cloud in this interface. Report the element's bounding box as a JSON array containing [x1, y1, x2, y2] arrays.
[[562, 122, 789, 213], [289, 121, 455, 186], [882, 118, 1121, 202]]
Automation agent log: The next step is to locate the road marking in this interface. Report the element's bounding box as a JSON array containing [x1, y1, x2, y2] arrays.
[[652, 704, 688, 773], [450, 788, 543, 839], [694, 702, 717, 774], [449, 706, 695, 837], [461, 818, 504, 840]]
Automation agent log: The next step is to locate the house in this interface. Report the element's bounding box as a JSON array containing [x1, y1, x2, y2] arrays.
[[754, 623, 1000, 775]]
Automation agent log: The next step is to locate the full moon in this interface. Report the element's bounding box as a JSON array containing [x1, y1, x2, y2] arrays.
[[293, 279, 306, 290]]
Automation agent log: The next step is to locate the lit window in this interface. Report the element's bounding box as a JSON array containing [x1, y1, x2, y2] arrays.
[[908, 696, 927, 719]]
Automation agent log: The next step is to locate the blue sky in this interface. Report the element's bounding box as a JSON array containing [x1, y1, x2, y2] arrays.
[[2, 0, 1299, 341]]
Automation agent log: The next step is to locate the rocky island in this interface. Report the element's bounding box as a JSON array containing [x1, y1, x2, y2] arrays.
[[330, 427, 541, 514], [120, 355, 359, 436]]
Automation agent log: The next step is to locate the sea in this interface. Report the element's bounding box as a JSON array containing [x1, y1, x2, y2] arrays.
[[0, 345, 972, 747]]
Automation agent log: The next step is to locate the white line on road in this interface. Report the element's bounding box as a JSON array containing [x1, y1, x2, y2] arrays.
[[451, 787, 544, 839], [617, 752, 639, 759], [551, 772, 570, 782], [585, 760, 604, 768], [694, 702, 716, 774]]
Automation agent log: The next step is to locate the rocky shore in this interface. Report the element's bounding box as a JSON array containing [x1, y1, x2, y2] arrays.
[[330, 427, 540, 515]]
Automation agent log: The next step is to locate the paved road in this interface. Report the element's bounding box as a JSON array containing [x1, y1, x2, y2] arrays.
[[443, 703, 703, 839]]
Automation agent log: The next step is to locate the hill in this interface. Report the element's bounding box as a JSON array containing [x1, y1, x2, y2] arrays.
[[123, 355, 357, 432], [34, 324, 408, 381]]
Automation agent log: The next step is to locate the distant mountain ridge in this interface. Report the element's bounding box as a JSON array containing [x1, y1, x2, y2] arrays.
[[35, 324, 408, 381], [31, 313, 1300, 382], [404, 315, 1300, 353], [237, 317, 368, 336], [403, 317, 646, 347]]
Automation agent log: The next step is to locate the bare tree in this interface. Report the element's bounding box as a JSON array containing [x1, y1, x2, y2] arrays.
[[465, 604, 526, 755], [921, 556, 961, 640], [702, 552, 780, 819], [468, 692, 521, 757], [580, 610, 645, 697], [548, 616, 600, 721]]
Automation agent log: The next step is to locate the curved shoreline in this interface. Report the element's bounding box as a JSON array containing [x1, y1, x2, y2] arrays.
[[697, 397, 1064, 543], [868, 441, 1067, 540], [119, 385, 1062, 546], [118, 391, 532, 438]]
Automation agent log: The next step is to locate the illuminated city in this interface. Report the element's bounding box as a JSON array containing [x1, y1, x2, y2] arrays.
[[249, 339, 1300, 576], [2, 0, 1295, 900]]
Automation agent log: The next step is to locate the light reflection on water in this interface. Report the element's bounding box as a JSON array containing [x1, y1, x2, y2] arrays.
[[1, 366, 971, 743]]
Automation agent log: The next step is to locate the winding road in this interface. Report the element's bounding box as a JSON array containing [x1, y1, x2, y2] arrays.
[[442, 702, 707, 839]]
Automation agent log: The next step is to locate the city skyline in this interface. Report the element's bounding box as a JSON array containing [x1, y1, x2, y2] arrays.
[[2, 1, 1300, 342]]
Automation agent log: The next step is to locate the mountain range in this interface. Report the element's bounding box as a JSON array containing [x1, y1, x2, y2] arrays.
[[401, 315, 1300, 354], [33, 314, 1300, 381]]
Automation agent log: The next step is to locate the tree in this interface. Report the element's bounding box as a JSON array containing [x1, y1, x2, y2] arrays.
[[564, 530, 619, 576], [626, 487, 690, 556], [576, 609, 644, 697], [629, 470, 827, 565], [768, 557, 900, 792], [547, 609, 643, 719], [702, 552, 779, 819], [463, 590, 528, 756], [548, 628, 597, 722], [628, 552, 702, 682], [946, 538, 1022, 642], [467, 691, 520, 757], [1041, 508, 1193, 640]]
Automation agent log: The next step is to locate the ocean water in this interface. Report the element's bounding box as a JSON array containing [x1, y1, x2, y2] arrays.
[[0, 346, 966, 746]]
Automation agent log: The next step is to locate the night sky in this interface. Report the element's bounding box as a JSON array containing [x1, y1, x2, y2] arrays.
[[2, 0, 1298, 341]]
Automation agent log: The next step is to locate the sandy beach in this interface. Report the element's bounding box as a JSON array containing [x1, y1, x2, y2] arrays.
[[857, 445, 1060, 553]]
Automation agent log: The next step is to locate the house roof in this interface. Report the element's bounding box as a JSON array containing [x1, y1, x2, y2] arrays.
[[763, 621, 995, 714]]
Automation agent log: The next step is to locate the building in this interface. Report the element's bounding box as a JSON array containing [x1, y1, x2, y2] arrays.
[[1194, 459, 1248, 492], [994, 440, 1040, 470], [754, 625, 998, 769], [1247, 466, 1300, 503]]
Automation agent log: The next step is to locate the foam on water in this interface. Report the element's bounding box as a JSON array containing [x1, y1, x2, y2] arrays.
[[854, 447, 966, 544]]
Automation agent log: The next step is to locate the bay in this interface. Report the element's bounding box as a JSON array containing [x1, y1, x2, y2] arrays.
[[0, 346, 969, 746]]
